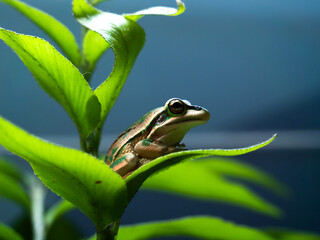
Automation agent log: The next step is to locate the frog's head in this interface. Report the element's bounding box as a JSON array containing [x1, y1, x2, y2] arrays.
[[148, 98, 210, 146]]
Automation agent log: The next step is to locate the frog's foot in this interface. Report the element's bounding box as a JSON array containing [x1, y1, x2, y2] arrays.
[[169, 143, 187, 152], [139, 158, 152, 166], [177, 143, 186, 149], [166, 145, 187, 154], [122, 158, 152, 179], [112, 153, 139, 177]]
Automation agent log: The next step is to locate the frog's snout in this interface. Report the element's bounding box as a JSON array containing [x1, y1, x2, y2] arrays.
[[190, 106, 210, 123], [201, 109, 210, 122]]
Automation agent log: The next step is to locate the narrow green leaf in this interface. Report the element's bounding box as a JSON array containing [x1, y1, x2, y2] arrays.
[[126, 134, 277, 200], [0, 0, 81, 66], [202, 158, 288, 196], [0, 28, 101, 137], [45, 200, 75, 230], [143, 161, 281, 217], [118, 216, 274, 240], [0, 223, 23, 240], [83, 30, 109, 73], [0, 157, 22, 181], [266, 229, 320, 240], [88, 0, 107, 6], [73, 0, 145, 124], [124, 0, 186, 21], [0, 116, 127, 230], [0, 173, 29, 209]]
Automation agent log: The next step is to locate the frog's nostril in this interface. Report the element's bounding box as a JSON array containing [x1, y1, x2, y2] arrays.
[[189, 105, 202, 111]]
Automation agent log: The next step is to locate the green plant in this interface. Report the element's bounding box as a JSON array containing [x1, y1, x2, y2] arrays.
[[0, 0, 319, 240]]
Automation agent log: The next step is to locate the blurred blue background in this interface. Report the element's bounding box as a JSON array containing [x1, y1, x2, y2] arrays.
[[0, 0, 319, 239]]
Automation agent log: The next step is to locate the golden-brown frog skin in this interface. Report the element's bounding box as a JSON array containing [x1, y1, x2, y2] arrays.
[[105, 98, 210, 178]]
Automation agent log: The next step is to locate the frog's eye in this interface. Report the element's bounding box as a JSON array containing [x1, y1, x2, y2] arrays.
[[168, 99, 185, 115]]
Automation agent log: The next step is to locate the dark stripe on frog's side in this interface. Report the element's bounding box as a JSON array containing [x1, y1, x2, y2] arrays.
[[105, 107, 164, 164], [105, 147, 118, 164], [109, 155, 127, 168]]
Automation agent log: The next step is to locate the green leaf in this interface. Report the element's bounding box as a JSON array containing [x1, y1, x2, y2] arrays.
[[126, 134, 277, 200], [0, 0, 81, 66], [82, 30, 109, 73], [84, 235, 96, 240], [0, 28, 101, 137], [45, 200, 75, 230], [117, 216, 274, 240], [266, 229, 320, 240], [73, 0, 145, 124], [0, 157, 22, 181], [124, 0, 185, 22], [142, 160, 281, 217], [202, 157, 288, 196], [0, 116, 127, 230], [88, 0, 107, 6], [0, 172, 29, 209], [81, 0, 185, 84], [0, 223, 23, 240]]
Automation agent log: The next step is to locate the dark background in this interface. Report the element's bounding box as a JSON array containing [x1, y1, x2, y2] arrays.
[[0, 0, 319, 239]]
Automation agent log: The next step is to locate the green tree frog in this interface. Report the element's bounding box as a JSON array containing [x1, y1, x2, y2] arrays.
[[105, 98, 210, 178]]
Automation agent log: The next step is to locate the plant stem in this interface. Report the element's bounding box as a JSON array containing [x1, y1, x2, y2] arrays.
[[95, 219, 120, 240], [80, 127, 102, 157], [96, 227, 114, 240], [80, 126, 122, 240], [111, 219, 120, 238], [28, 175, 46, 240]]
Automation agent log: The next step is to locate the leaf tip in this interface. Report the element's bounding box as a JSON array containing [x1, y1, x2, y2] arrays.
[[176, 0, 186, 12], [260, 133, 277, 148]]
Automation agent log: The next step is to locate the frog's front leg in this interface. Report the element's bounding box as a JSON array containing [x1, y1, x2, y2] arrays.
[[110, 153, 139, 177], [134, 139, 184, 159]]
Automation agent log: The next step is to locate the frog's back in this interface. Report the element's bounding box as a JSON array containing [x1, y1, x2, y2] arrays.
[[105, 107, 163, 164]]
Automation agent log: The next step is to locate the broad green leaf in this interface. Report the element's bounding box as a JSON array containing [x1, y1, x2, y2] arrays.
[[0, 28, 101, 137], [82, 0, 185, 84], [73, 0, 145, 124], [126, 134, 277, 200], [0, 223, 23, 240], [0, 0, 81, 66], [45, 200, 75, 230], [143, 160, 281, 217], [118, 216, 274, 240], [266, 229, 320, 240], [202, 158, 288, 196], [0, 172, 29, 209], [0, 157, 22, 181], [83, 30, 109, 73], [124, 0, 185, 22], [0, 116, 127, 230]]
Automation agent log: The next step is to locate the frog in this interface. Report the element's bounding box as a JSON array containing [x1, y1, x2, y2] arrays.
[[105, 98, 210, 178]]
